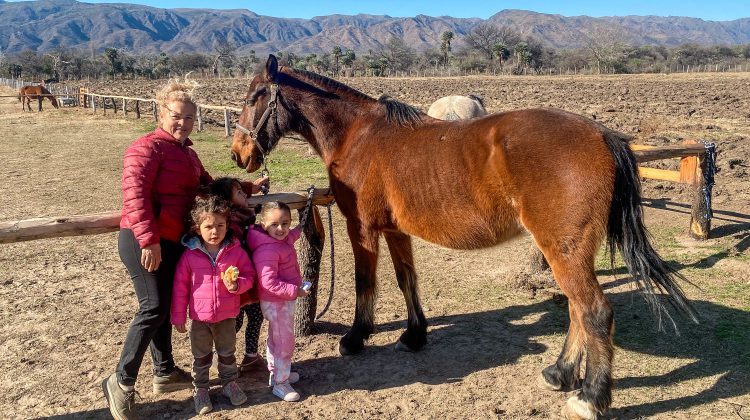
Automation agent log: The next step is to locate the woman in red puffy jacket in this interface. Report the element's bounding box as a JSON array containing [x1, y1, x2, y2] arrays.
[[102, 79, 267, 420]]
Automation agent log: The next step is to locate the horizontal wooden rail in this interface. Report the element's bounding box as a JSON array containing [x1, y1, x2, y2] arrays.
[[0, 188, 335, 244], [631, 143, 707, 163]]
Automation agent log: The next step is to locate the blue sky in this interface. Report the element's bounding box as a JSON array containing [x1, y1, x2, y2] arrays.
[[4, 0, 748, 21]]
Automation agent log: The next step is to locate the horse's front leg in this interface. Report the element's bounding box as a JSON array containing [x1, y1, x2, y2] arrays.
[[384, 231, 427, 352], [339, 220, 380, 355]]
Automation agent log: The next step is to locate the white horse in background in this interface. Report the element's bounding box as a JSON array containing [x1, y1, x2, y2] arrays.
[[427, 94, 488, 120]]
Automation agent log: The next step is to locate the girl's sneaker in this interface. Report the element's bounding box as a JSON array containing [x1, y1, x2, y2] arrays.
[[268, 371, 299, 386], [272, 381, 300, 402], [193, 388, 212, 415], [222, 381, 247, 406]]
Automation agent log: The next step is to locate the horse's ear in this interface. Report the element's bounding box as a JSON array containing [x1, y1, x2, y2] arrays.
[[265, 55, 278, 82]]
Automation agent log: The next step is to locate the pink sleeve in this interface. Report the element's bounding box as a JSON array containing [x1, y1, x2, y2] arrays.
[[122, 140, 161, 248], [287, 225, 303, 244], [233, 249, 256, 295], [170, 254, 191, 325], [253, 249, 297, 300]]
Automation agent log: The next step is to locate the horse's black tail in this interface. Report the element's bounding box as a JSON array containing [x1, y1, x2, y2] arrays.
[[602, 129, 698, 332]]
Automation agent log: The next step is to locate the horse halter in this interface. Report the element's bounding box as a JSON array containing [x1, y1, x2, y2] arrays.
[[235, 83, 279, 192]]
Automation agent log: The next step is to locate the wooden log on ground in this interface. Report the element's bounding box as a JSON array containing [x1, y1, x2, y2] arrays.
[[294, 206, 325, 336], [0, 189, 335, 244]]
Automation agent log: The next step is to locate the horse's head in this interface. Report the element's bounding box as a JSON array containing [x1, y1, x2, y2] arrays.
[[231, 54, 289, 173]]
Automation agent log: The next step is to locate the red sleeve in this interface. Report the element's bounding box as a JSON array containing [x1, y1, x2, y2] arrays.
[[121, 139, 161, 248]]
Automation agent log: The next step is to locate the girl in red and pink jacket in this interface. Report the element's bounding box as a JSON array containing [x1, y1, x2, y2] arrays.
[[171, 196, 255, 415], [247, 201, 310, 402]]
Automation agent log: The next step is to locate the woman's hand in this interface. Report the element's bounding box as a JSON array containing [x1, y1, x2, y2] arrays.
[[141, 244, 162, 272], [251, 176, 270, 194], [175, 323, 187, 333]]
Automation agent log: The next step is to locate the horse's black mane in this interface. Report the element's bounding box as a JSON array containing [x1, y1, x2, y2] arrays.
[[377, 95, 424, 127], [468, 94, 486, 108], [285, 67, 424, 127]]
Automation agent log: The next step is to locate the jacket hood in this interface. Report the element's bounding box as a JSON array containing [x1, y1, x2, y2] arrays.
[[182, 235, 238, 253]]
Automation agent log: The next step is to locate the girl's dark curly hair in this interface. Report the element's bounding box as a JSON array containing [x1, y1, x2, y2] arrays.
[[206, 177, 242, 202], [188, 195, 232, 238]]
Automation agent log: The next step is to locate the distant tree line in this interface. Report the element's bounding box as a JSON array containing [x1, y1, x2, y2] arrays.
[[3, 23, 750, 81]]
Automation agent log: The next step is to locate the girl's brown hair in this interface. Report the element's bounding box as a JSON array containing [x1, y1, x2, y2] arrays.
[[259, 201, 291, 222], [189, 195, 231, 238], [207, 177, 242, 203]]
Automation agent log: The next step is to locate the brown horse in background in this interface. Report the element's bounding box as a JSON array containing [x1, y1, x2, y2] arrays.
[[231, 55, 696, 419], [19, 85, 59, 112]]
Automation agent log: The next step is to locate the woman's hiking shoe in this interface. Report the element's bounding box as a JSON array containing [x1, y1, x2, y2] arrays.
[[102, 373, 138, 420], [222, 381, 248, 406], [193, 388, 212, 415], [152, 366, 193, 394], [271, 381, 300, 402]]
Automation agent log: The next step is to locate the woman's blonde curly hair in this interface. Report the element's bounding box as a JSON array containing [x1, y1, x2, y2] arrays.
[[155, 75, 199, 110]]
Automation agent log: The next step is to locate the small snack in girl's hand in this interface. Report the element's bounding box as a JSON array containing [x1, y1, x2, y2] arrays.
[[223, 266, 240, 283]]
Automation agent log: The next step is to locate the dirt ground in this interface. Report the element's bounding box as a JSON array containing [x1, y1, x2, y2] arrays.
[[0, 72, 749, 420]]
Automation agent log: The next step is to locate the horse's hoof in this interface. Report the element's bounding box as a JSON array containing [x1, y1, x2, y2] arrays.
[[561, 395, 598, 420], [397, 329, 426, 352], [537, 371, 561, 391], [339, 334, 365, 356], [394, 340, 416, 352]]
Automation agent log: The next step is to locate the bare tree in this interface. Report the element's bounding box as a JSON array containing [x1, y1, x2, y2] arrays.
[[213, 39, 237, 77], [465, 23, 521, 61], [583, 27, 630, 74]]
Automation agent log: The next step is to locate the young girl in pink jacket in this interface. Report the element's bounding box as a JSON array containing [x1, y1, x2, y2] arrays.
[[171, 196, 255, 414], [247, 201, 310, 402]]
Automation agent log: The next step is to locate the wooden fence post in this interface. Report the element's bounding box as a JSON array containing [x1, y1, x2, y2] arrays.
[[152, 101, 158, 122], [224, 108, 231, 137], [197, 106, 204, 132], [102, 97, 106, 115], [689, 143, 716, 240], [112, 97, 117, 114], [294, 206, 325, 336], [123, 98, 127, 117], [135, 100, 141, 119], [91, 95, 96, 113]]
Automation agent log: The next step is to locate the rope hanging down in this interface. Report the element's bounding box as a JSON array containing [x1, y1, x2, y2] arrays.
[[297, 186, 336, 321]]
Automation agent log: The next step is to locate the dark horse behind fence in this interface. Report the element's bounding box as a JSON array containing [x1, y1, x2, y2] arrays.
[[231, 55, 697, 420], [18, 85, 59, 112]]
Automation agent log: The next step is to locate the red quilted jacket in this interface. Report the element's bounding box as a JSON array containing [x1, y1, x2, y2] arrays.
[[120, 128, 212, 248]]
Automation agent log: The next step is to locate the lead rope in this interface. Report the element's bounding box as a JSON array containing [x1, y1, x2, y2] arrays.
[[296, 185, 336, 321], [315, 202, 336, 321]]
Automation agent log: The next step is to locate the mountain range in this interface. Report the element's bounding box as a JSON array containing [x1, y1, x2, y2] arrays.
[[1, 0, 749, 55]]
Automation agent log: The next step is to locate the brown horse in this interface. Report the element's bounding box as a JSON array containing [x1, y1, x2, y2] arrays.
[[19, 85, 59, 112], [231, 55, 696, 419]]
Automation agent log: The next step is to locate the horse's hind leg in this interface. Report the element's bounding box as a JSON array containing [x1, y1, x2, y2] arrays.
[[530, 227, 613, 419], [539, 303, 583, 391], [384, 231, 427, 352], [37, 98, 42, 112], [339, 220, 379, 355]]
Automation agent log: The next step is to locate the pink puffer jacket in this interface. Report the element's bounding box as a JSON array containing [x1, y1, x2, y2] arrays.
[[247, 225, 302, 302], [171, 237, 255, 325], [120, 128, 213, 248]]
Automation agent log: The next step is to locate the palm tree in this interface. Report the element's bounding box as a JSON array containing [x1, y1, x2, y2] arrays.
[[440, 31, 454, 67], [491, 43, 510, 66]]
